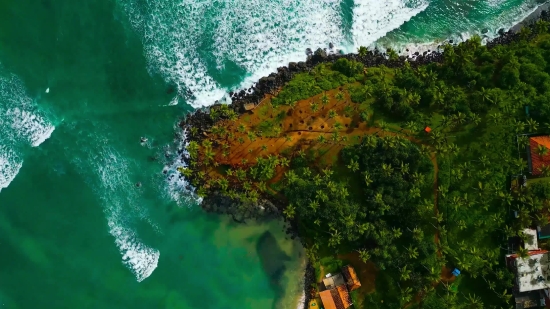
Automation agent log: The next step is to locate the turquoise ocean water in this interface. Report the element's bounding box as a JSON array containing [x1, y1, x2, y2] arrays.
[[0, 0, 546, 308]]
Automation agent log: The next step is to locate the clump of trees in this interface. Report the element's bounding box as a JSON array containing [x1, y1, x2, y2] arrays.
[[272, 61, 364, 106], [284, 136, 440, 304]]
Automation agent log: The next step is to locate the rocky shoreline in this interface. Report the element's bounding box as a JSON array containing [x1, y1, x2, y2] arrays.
[[173, 8, 549, 309]]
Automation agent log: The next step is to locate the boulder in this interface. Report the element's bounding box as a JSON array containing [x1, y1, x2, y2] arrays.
[[289, 62, 297, 71], [313, 48, 327, 59]]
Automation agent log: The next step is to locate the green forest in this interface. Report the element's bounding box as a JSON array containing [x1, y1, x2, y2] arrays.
[[183, 20, 550, 309]]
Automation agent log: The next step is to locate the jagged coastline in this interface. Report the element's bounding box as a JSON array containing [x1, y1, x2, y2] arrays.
[[173, 8, 550, 309]]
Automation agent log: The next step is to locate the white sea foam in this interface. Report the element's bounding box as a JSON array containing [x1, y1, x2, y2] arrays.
[[0, 147, 23, 192], [0, 74, 55, 148], [5, 108, 55, 147], [97, 154, 160, 282], [120, 0, 226, 107], [211, 0, 345, 91], [0, 72, 55, 192], [351, 0, 429, 49], [164, 127, 201, 206], [380, 1, 548, 57], [71, 133, 160, 282], [121, 0, 426, 107], [109, 224, 160, 282]]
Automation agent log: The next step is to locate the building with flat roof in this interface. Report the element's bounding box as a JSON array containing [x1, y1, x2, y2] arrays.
[[513, 290, 546, 309], [523, 228, 539, 251], [506, 250, 550, 293], [323, 273, 345, 290]]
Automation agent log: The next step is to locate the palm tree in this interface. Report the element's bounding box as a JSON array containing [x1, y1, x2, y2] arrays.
[[489, 112, 502, 124], [237, 124, 246, 133], [317, 135, 326, 144], [328, 229, 342, 248], [400, 265, 411, 281], [535, 20, 550, 34], [470, 113, 481, 125], [466, 294, 483, 309], [218, 178, 229, 191], [347, 159, 359, 172], [527, 118, 539, 132], [358, 46, 369, 58], [364, 172, 373, 186], [537, 144, 549, 159], [404, 121, 418, 133], [539, 165, 550, 177], [405, 245, 418, 259], [335, 91, 344, 102], [387, 48, 399, 61], [334, 122, 343, 130], [514, 119, 526, 133], [261, 145, 268, 151], [400, 287, 413, 305], [205, 149, 215, 162], [357, 249, 370, 263], [331, 132, 340, 143], [310, 102, 319, 113], [283, 203, 296, 219], [517, 247, 529, 259], [478, 87, 492, 104], [279, 157, 290, 168], [247, 131, 257, 142], [177, 167, 193, 178], [285, 170, 299, 184], [377, 120, 389, 134], [289, 100, 297, 109], [321, 93, 329, 106], [328, 109, 337, 119]]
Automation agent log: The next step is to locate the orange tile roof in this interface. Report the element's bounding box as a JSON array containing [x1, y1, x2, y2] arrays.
[[342, 265, 362, 291], [320, 290, 337, 309], [530, 136, 550, 176], [337, 285, 352, 308]]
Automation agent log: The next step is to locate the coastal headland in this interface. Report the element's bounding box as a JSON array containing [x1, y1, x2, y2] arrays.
[[174, 8, 550, 309]]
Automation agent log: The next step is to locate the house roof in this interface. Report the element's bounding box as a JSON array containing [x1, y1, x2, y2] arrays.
[[529, 136, 550, 176], [507, 251, 550, 292], [319, 279, 353, 309], [336, 285, 352, 308], [342, 265, 362, 291], [320, 290, 337, 309]]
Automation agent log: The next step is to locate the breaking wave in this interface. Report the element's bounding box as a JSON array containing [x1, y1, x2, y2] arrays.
[[70, 125, 160, 282], [377, 0, 547, 55], [351, 0, 429, 48], [0, 147, 23, 192], [0, 72, 55, 192], [164, 127, 201, 206], [119, 0, 426, 107]]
